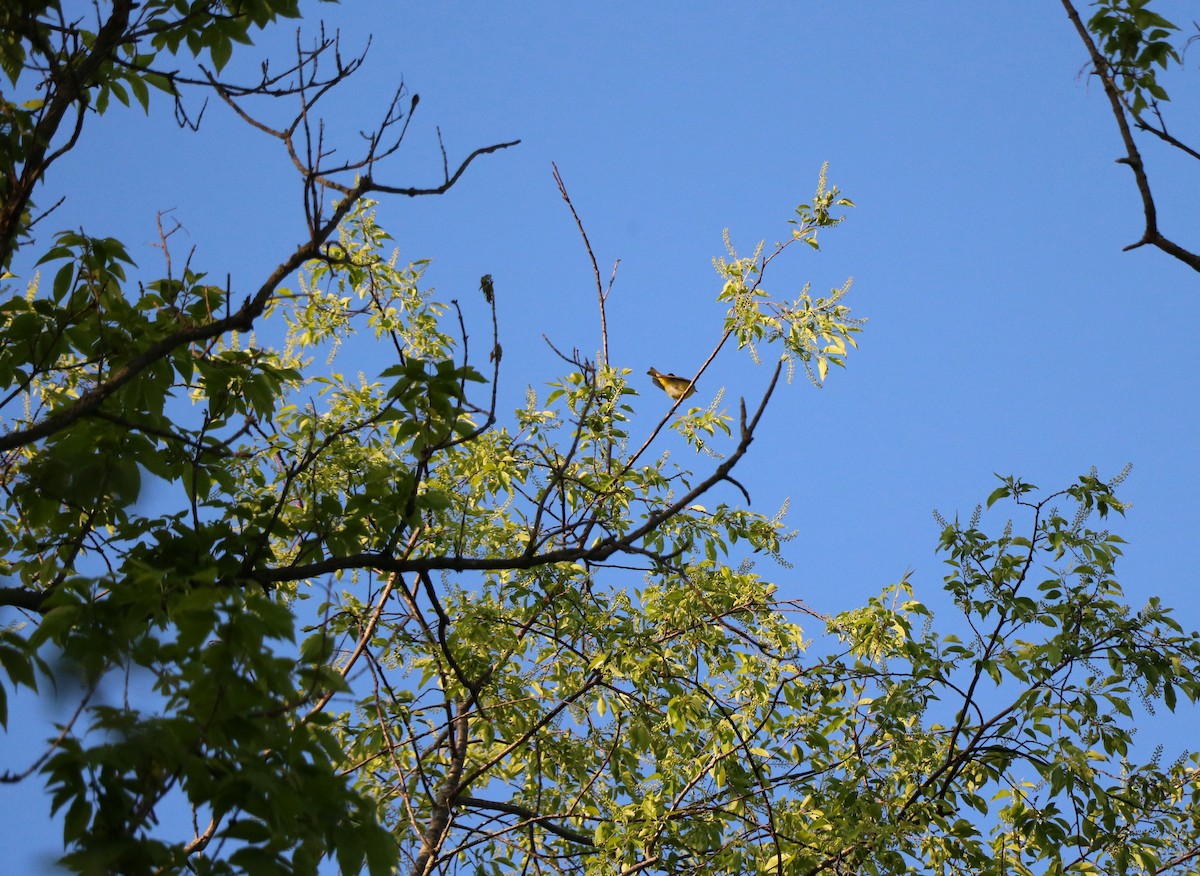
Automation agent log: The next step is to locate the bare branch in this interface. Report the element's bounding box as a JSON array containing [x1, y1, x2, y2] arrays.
[[552, 163, 609, 367]]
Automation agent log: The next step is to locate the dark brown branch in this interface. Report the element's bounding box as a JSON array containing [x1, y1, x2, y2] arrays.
[[1154, 843, 1200, 875], [1061, 0, 1200, 272], [369, 139, 521, 197], [1133, 115, 1200, 162], [454, 796, 595, 847], [0, 587, 47, 612], [84, 409, 233, 457]]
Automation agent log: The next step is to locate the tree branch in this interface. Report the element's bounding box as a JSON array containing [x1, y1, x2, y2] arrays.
[[454, 796, 595, 847], [1061, 0, 1200, 272]]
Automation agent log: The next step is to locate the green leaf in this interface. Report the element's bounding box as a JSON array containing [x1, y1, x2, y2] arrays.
[[220, 818, 274, 843], [209, 35, 232, 72], [127, 75, 151, 112]]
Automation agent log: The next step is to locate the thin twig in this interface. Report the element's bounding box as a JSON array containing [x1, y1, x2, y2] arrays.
[[551, 164, 608, 366]]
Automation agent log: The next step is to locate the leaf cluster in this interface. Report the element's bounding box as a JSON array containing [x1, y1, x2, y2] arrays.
[[1087, 0, 1180, 114]]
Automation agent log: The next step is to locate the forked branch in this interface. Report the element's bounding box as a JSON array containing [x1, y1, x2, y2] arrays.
[[1061, 0, 1200, 272]]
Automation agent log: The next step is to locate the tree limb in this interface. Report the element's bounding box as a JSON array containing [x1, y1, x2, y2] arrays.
[[454, 796, 595, 847], [1061, 0, 1200, 272]]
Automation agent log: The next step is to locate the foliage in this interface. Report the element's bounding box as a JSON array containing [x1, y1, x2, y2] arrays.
[[1, 3, 1199, 876], [1086, 0, 1180, 114]]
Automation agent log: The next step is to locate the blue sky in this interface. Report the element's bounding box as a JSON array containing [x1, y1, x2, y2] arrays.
[[4, 1, 1200, 870]]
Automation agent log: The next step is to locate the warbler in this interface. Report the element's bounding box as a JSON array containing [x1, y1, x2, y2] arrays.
[[646, 367, 697, 401]]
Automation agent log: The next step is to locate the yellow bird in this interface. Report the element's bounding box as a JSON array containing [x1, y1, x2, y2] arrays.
[[646, 367, 697, 401]]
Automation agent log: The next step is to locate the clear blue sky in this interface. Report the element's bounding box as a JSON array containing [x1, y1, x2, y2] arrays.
[[4, 2, 1199, 871]]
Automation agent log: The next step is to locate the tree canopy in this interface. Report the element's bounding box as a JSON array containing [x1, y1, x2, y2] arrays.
[[2, 2, 1200, 875]]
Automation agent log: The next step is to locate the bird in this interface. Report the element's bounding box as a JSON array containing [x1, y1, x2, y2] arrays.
[[646, 367, 697, 401]]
